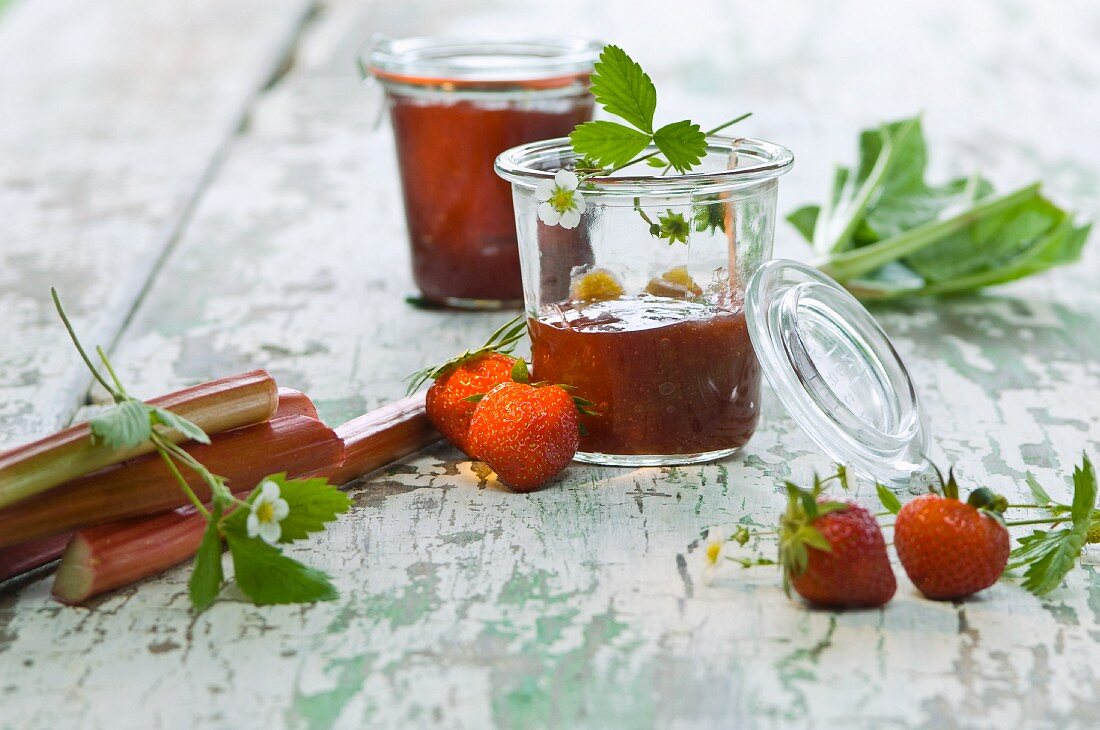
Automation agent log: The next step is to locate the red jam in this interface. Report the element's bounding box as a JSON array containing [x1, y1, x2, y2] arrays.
[[388, 96, 592, 304], [530, 296, 761, 456]]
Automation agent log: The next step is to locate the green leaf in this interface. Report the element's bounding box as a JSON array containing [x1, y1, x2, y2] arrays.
[[787, 205, 820, 242], [800, 115, 1090, 299], [589, 45, 657, 133], [90, 398, 152, 449], [226, 533, 338, 606], [569, 121, 652, 168], [655, 210, 691, 244], [189, 504, 225, 612], [646, 157, 668, 168], [652, 120, 706, 173], [221, 473, 350, 544], [1012, 454, 1097, 595], [1069, 455, 1097, 525], [693, 203, 726, 234], [876, 483, 902, 515], [1026, 471, 1055, 507], [151, 406, 210, 444]]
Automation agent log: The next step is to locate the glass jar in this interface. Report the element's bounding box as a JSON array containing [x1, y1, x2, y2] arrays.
[[362, 37, 600, 309], [496, 136, 933, 489], [496, 136, 794, 465]]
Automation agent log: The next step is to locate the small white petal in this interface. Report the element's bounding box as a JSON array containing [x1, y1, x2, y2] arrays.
[[534, 178, 555, 202], [572, 191, 586, 214], [273, 498, 290, 521], [705, 527, 727, 543], [260, 480, 280, 501], [259, 520, 281, 545], [247, 512, 260, 538], [559, 208, 581, 229], [554, 169, 579, 190], [537, 201, 562, 226]]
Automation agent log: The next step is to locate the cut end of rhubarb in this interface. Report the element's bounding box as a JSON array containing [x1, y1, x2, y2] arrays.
[[51, 535, 96, 605]]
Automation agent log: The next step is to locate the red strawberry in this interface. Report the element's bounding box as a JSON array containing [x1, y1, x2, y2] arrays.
[[780, 481, 896, 608], [467, 361, 583, 492], [894, 471, 1009, 600], [408, 317, 527, 456], [425, 352, 514, 456]]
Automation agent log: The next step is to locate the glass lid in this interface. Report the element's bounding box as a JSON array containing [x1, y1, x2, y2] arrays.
[[745, 260, 931, 490]]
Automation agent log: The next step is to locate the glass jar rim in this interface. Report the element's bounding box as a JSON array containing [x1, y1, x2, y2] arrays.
[[495, 136, 795, 196], [361, 36, 602, 90]]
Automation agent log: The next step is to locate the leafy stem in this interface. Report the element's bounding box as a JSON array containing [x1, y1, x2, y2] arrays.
[[51, 289, 350, 612], [50, 287, 118, 399]]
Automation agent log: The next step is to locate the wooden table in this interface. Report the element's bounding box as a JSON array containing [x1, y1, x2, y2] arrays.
[[2, 0, 1098, 727]]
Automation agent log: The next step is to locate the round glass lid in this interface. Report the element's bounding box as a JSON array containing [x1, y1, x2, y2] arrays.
[[745, 259, 931, 490]]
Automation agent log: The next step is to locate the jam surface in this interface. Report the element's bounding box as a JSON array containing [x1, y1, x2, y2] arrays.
[[389, 96, 592, 303], [530, 296, 761, 456]]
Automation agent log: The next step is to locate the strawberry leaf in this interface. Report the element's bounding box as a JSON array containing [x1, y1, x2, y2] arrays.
[[189, 503, 225, 612], [588, 45, 656, 133], [569, 121, 652, 169], [652, 120, 706, 173], [226, 533, 338, 606], [90, 398, 152, 449], [876, 483, 902, 515], [1011, 454, 1097, 595]]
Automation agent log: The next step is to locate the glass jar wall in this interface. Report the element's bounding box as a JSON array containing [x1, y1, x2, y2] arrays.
[[496, 137, 794, 465]]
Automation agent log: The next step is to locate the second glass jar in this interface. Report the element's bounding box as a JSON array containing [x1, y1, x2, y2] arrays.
[[363, 37, 599, 308]]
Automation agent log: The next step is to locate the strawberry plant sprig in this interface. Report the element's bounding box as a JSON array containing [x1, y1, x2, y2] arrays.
[[702, 457, 1098, 603], [539, 45, 751, 244], [51, 289, 350, 612]]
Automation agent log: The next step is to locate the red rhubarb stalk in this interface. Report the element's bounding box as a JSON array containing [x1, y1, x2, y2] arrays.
[[0, 370, 279, 509], [0, 533, 72, 582], [328, 392, 438, 485], [52, 509, 207, 604], [51, 395, 439, 604], [0, 415, 344, 548]]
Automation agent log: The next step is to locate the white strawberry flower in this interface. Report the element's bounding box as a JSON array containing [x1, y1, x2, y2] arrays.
[[702, 527, 728, 585], [535, 169, 586, 229], [247, 480, 290, 545]]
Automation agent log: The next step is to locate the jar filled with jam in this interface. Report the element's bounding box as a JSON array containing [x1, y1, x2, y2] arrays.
[[362, 38, 599, 308], [496, 137, 932, 487]]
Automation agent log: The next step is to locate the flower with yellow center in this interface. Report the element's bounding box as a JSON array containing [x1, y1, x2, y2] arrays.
[[535, 169, 586, 229], [702, 527, 728, 585], [246, 480, 290, 545]]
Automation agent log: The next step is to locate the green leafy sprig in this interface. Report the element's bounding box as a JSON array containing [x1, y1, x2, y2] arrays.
[[1007, 455, 1098, 595], [406, 314, 527, 394], [790, 116, 1091, 299], [52, 289, 350, 612], [564, 45, 752, 244]]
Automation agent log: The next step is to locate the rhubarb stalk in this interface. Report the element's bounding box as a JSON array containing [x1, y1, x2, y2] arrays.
[[0, 370, 279, 509], [328, 392, 438, 485], [0, 533, 71, 582], [0, 415, 343, 547], [51, 395, 439, 603], [53, 508, 207, 604]]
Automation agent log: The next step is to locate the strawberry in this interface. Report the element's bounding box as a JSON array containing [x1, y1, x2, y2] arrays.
[[407, 317, 526, 456], [467, 360, 587, 492], [780, 479, 896, 608], [894, 470, 1009, 600]]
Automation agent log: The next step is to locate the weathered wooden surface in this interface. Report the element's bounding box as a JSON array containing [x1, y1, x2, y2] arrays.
[[2, 0, 1100, 728], [0, 0, 313, 448]]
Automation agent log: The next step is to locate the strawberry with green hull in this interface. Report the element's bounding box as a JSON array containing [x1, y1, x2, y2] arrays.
[[780, 479, 896, 608], [893, 471, 1010, 600], [467, 360, 591, 492], [408, 316, 526, 456]]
